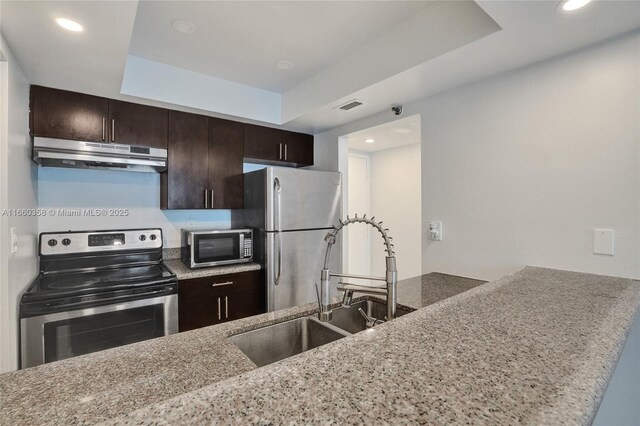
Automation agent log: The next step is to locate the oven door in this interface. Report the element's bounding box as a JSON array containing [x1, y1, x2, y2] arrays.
[[20, 294, 177, 369], [191, 232, 246, 267]]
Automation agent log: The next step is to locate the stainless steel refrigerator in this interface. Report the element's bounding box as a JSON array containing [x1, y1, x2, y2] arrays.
[[235, 167, 341, 311]]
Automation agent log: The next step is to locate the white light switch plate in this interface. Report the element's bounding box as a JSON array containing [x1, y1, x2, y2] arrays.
[[593, 229, 614, 255], [10, 227, 18, 254]]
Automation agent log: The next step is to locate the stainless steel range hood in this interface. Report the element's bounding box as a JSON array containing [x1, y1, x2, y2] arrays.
[[33, 138, 167, 173]]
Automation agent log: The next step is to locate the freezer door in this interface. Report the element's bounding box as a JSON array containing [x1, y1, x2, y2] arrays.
[[266, 230, 340, 311], [265, 167, 341, 232]]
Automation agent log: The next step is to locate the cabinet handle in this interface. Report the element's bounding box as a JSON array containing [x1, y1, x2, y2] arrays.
[[279, 143, 282, 160], [217, 297, 221, 321], [211, 281, 233, 287], [210, 189, 214, 209], [284, 143, 288, 161], [102, 117, 106, 141], [111, 119, 115, 143], [225, 296, 229, 319], [204, 189, 209, 209]]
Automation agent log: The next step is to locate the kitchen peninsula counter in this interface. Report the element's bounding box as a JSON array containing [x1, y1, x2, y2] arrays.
[[0, 267, 637, 425]]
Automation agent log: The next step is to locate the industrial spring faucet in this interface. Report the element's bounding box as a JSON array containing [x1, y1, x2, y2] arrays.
[[317, 214, 397, 323]]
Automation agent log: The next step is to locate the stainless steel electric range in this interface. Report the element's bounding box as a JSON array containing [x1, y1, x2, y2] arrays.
[[20, 228, 178, 369]]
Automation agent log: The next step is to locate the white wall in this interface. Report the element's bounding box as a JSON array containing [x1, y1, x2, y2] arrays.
[[0, 34, 38, 372], [38, 168, 232, 248], [369, 144, 421, 280], [315, 31, 640, 281], [122, 55, 282, 125], [346, 153, 372, 278]]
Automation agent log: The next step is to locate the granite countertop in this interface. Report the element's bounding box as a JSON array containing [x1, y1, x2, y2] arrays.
[[0, 271, 476, 424], [1, 267, 637, 425], [163, 258, 261, 280], [397, 272, 487, 309]]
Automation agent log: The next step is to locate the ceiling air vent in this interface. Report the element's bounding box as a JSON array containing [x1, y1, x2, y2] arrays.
[[334, 99, 365, 111]]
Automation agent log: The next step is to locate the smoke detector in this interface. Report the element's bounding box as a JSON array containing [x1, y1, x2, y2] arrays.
[[334, 99, 366, 112]]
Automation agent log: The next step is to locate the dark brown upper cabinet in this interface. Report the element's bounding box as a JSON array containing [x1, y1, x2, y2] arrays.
[[30, 86, 168, 149], [209, 118, 244, 209], [162, 113, 244, 210], [30, 85, 109, 143], [243, 124, 282, 163], [108, 100, 168, 149], [243, 123, 314, 167], [282, 130, 314, 166], [162, 111, 209, 210]]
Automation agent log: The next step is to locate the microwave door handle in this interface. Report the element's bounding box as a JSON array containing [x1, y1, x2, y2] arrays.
[[274, 177, 282, 286], [239, 234, 244, 259]]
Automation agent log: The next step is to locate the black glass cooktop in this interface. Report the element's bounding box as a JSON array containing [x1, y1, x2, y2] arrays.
[[24, 263, 176, 301]]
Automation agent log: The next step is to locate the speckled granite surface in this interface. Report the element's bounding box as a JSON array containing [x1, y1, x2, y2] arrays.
[[0, 300, 326, 425], [1, 267, 637, 425], [397, 272, 485, 309], [103, 267, 639, 425], [162, 247, 181, 260], [163, 259, 261, 280]]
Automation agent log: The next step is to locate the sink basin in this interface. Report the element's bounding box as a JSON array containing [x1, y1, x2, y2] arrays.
[[328, 299, 413, 334], [229, 316, 349, 367]]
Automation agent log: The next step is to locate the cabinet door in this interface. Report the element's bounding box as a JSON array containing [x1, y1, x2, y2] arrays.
[[208, 118, 244, 209], [162, 111, 209, 210], [243, 123, 314, 167], [226, 270, 265, 321], [283, 131, 314, 167], [243, 124, 282, 163], [178, 271, 264, 332], [30, 86, 108, 142], [108, 100, 168, 149], [178, 276, 227, 332]]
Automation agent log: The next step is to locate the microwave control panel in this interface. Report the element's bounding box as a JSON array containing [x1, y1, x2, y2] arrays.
[[243, 237, 253, 258]]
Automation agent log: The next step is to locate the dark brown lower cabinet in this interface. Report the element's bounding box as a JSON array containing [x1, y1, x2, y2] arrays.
[[178, 270, 264, 332]]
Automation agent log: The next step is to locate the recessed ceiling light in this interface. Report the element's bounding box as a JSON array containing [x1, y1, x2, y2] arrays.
[[276, 60, 294, 71], [365, 139, 375, 144], [172, 20, 196, 33], [55, 17, 83, 32], [558, 0, 591, 12], [395, 128, 411, 134]]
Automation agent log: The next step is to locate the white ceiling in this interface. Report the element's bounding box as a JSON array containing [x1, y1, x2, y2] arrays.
[[0, 1, 138, 99], [130, 1, 432, 93], [348, 114, 420, 153], [1, 1, 639, 133], [288, 0, 640, 133]]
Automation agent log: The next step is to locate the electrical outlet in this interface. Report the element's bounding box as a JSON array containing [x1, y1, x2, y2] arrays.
[[428, 221, 442, 241]]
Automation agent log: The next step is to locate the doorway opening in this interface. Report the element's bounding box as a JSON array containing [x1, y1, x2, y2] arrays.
[[339, 114, 422, 282]]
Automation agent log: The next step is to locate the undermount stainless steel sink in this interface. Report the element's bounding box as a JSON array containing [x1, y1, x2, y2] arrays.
[[328, 299, 413, 334], [229, 316, 349, 367], [229, 300, 413, 367]]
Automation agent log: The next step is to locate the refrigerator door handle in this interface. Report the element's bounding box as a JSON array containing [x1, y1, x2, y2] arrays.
[[274, 177, 282, 285]]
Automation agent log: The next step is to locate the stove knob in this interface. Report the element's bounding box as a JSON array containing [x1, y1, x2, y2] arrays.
[[47, 239, 57, 247], [149, 234, 157, 241], [62, 238, 71, 246], [139, 235, 146, 241]]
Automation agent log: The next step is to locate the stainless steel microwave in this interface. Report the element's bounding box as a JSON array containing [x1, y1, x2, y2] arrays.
[[181, 229, 253, 269]]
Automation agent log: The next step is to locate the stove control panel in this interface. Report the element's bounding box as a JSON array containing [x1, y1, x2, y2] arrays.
[[40, 229, 163, 256]]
